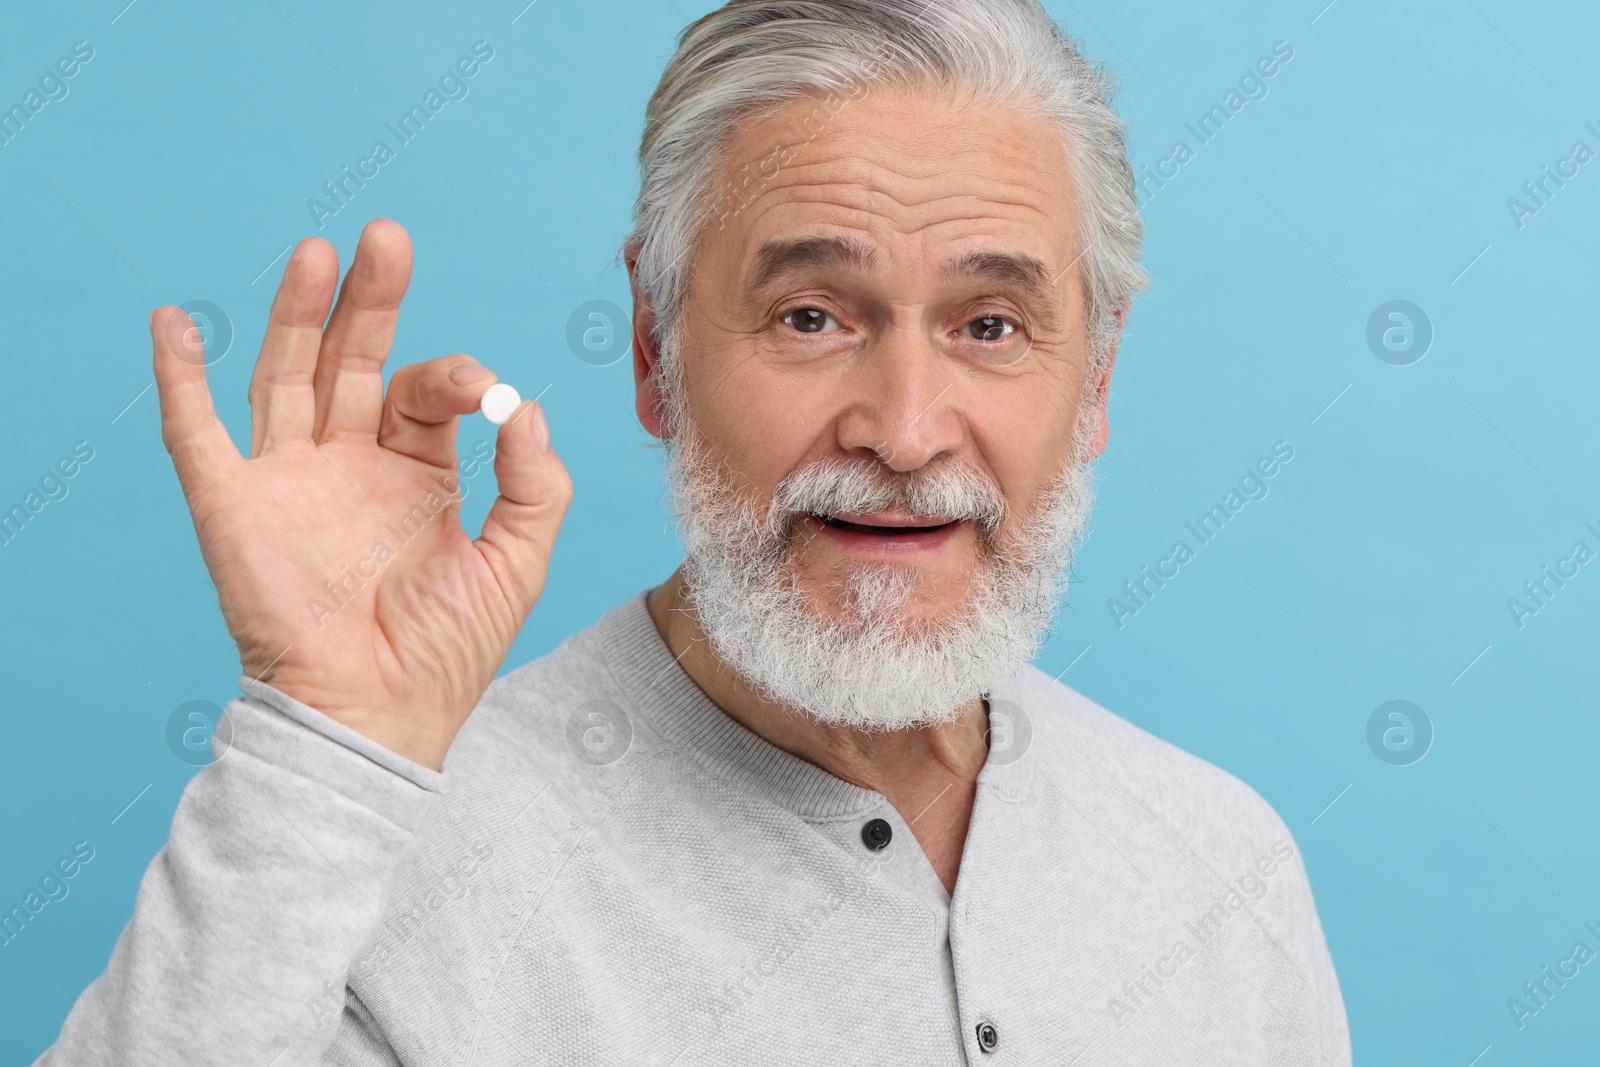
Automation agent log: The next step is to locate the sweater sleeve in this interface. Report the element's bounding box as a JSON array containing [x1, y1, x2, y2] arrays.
[[321, 987, 405, 1066], [1294, 855, 1352, 1065], [32, 677, 441, 1067]]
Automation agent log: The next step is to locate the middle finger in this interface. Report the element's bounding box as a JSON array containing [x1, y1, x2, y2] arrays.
[[311, 218, 414, 444]]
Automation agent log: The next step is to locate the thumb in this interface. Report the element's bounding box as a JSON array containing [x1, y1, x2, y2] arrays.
[[474, 401, 573, 618]]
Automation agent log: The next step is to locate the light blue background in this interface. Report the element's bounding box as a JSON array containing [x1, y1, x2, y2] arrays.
[[2, 0, 1596, 1062]]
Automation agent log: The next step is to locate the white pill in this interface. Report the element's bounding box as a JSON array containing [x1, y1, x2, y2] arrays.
[[479, 382, 522, 425]]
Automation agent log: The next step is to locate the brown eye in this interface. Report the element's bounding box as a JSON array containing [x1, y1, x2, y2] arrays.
[[783, 308, 834, 334], [965, 315, 1014, 342]]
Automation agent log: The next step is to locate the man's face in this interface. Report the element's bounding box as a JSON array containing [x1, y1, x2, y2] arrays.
[[635, 81, 1116, 726]]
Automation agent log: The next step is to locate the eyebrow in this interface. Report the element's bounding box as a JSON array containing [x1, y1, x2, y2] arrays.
[[944, 249, 1067, 332], [941, 250, 1055, 306], [747, 235, 878, 292], [745, 236, 1067, 329]]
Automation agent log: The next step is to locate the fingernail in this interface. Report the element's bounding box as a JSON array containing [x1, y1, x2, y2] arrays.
[[530, 403, 550, 453], [450, 362, 491, 385]]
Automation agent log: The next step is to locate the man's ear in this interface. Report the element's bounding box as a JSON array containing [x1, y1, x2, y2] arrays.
[[625, 243, 670, 441], [1080, 303, 1127, 462]]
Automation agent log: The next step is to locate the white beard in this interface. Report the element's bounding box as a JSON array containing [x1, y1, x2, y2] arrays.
[[660, 359, 1099, 732]]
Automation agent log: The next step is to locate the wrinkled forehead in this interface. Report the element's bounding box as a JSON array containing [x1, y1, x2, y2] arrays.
[[701, 82, 1081, 292]]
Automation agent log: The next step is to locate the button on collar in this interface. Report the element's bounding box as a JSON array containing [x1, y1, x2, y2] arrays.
[[860, 817, 892, 850]]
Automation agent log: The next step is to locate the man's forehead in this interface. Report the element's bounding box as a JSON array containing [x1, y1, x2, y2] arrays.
[[710, 86, 1078, 280]]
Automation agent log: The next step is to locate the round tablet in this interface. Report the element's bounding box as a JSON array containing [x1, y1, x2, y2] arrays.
[[479, 382, 522, 425]]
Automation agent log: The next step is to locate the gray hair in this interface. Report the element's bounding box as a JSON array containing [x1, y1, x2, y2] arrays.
[[624, 0, 1147, 434]]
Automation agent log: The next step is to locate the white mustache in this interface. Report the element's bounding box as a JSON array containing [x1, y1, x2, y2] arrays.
[[770, 457, 1010, 542]]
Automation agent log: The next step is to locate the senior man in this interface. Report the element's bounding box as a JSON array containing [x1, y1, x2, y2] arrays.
[[41, 0, 1349, 1064]]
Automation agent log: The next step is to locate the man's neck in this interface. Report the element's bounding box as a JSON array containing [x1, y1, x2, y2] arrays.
[[645, 567, 989, 895]]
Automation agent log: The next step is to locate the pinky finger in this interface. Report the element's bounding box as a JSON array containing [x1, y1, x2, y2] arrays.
[[152, 305, 244, 501]]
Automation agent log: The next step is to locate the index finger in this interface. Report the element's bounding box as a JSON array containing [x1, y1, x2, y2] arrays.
[[377, 355, 499, 469]]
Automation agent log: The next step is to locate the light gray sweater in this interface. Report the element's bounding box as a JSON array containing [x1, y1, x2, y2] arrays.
[[37, 589, 1350, 1065]]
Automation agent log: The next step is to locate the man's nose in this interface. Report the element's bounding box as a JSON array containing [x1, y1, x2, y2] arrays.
[[834, 323, 963, 472]]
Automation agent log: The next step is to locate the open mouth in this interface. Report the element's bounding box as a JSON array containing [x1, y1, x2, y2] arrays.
[[813, 514, 958, 536]]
